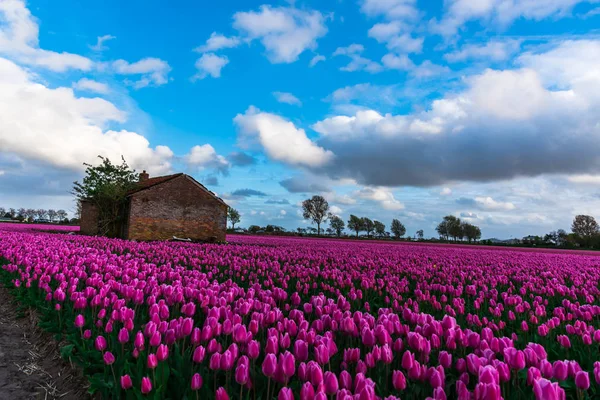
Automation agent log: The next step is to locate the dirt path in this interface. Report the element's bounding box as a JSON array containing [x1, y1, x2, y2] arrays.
[[0, 286, 90, 400]]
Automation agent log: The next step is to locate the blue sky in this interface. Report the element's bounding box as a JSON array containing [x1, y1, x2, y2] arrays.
[[1, 0, 600, 239]]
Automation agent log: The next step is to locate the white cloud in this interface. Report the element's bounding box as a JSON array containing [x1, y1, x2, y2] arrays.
[[445, 39, 522, 62], [355, 187, 405, 210], [112, 58, 172, 88], [432, 0, 591, 36], [0, 57, 174, 174], [195, 32, 241, 53], [309, 54, 325, 67], [368, 21, 403, 42], [193, 53, 229, 80], [381, 53, 414, 70], [360, 0, 419, 20], [412, 60, 451, 78], [73, 78, 110, 94], [329, 205, 343, 214], [441, 187, 452, 196], [333, 45, 383, 73], [233, 5, 328, 63], [234, 106, 334, 167], [333, 44, 364, 56], [0, 0, 93, 72], [280, 209, 287, 216], [386, 34, 424, 53], [567, 174, 600, 184], [307, 40, 600, 187], [273, 91, 302, 106], [89, 34, 116, 52], [185, 144, 229, 173], [474, 196, 516, 211]]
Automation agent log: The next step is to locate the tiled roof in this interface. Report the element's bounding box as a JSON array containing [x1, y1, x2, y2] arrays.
[[126, 173, 183, 195], [127, 173, 227, 206]]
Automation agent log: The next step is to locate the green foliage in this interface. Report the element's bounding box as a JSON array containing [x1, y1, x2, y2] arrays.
[[391, 219, 406, 239], [72, 156, 138, 238], [302, 195, 330, 235], [362, 218, 374, 238], [374, 220, 386, 238], [329, 215, 345, 237], [347, 215, 364, 237], [227, 207, 241, 229]]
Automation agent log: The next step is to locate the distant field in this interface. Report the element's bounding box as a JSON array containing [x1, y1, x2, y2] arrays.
[[0, 222, 80, 232]]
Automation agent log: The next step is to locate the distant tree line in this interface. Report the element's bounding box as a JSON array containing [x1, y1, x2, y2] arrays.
[[435, 215, 482, 243], [0, 206, 73, 224]]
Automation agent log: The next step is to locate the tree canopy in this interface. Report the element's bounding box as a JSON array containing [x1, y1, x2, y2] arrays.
[[72, 156, 138, 237], [391, 219, 406, 239], [302, 195, 330, 235]]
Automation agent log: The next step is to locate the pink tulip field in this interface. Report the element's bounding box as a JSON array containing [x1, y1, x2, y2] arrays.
[[1, 228, 600, 399]]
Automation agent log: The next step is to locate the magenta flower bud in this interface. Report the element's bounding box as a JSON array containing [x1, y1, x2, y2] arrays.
[[278, 387, 294, 400], [439, 351, 452, 369], [181, 318, 194, 337], [191, 373, 203, 391], [193, 345, 206, 363], [149, 331, 161, 347], [430, 369, 443, 388], [282, 352, 296, 378], [209, 352, 221, 370], [120, 374, 132, 390], [117, 327, 129, 344], [392, 370, 407, 390], [533, 378, 565, 400], [141, 377, 152, 394], [220, 350, 234, 371], [74, 314, 85, 328], [527, 367, 542, 386], [248, 340, 260, 360], [401, 351, 414, 370], [233, 324, 248, 343], [310, 363, 324, 386], [263, 353, 277, 378], [594, 362, 600, 384], [83, 329, 92, 339], [147, 353, 158, 369], [553, 361, 568, 381], [157, 344, 169, 362], [94, 335, 107, 352], [216, 387, 229, 400], [300, 381, 315, 400], [497, 362, 510, 383], [575, 371, 590, 390], [294, 340, 309, 362], [339, 370, 352, 390], [235, 363, 249, 385], [135, 331, 145, 349], [103, 351, 115, 365], [324, 371, 339, 395]]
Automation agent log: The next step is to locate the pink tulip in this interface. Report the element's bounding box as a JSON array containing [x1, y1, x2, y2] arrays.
[[120, 374, 132, 390], [216, 387, 230, 400], [324, 371, 339, 395], [392, 370, 407, 390], [575, 371, 590, 390], [74, 314, 85, 328], [141, 377, 152, 394], [235, 362, 249, 385], [157, 344, 169, 362], [94, 336, 107, 352], [300, 381, 315, 400], [193, 345, 206, 363], [103, 351, 115, 365], [118, 327, 129, 344], [278, 387, 294, 400], [263, 354, 277, 378], [191, 373, 203, 391], [533, 378, 565, 400], [147, 353, 158, 369]]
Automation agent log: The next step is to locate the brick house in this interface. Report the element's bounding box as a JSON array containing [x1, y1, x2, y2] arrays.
[[80, 172, 228, 242]]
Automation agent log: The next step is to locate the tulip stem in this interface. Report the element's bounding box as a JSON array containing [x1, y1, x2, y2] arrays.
[[240, 385, 243, 400], [267, 377, 271, 399]]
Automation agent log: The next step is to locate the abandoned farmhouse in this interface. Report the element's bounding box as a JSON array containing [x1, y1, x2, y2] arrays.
[[80, 171, 228, 242]]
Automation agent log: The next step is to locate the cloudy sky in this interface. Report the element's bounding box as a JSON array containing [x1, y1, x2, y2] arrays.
[[1, 0, 600, 239]]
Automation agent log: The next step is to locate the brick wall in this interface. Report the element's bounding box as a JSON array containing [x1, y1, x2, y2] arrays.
[[127, 175, 227, 242], [79, 201, 99, 235]]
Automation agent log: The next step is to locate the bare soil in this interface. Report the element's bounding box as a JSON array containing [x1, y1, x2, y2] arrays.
[[0, 286, 91, 400]]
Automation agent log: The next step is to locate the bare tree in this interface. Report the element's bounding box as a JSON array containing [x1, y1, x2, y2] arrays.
[[47, 209, 58, 222], [302, 195, 330, 235], [35, 209, 48, 220], [57, 209, 68, 221]]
